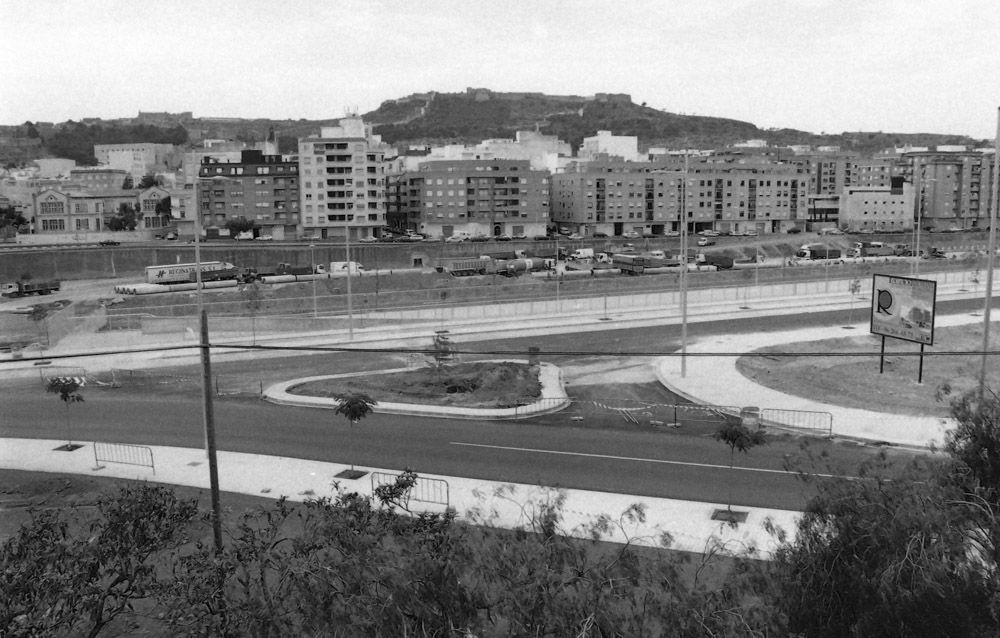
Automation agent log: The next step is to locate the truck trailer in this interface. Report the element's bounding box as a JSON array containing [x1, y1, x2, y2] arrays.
[[795, 244, 842, 260], [146, 261, 237, 284]]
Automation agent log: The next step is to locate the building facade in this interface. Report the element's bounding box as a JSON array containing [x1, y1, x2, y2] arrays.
[[196, 150, 300, 239], [387, 159, 550, 239], [93, 143, 181, 181], [551, 159, 811, 236], [840, 179, 914, 233], [30, 186, 173, 235], [298, 117, 391, 240]]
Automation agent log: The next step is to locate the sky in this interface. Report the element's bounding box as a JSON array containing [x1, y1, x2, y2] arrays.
[[3, 0, 999, 139]]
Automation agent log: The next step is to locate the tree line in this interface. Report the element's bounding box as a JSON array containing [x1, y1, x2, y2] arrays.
[[3, 388, 1000, 636], [43, 122, 188, 165]]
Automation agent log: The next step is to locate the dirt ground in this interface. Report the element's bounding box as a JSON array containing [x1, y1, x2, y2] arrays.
[[735, 323, 1000, 417], [288, 360, 542, 408]]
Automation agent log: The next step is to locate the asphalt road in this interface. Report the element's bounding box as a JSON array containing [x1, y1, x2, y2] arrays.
[[2, 299, 959, 511]]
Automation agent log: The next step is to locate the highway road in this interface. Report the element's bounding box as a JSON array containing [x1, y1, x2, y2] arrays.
[[1, 302, 952, 511]]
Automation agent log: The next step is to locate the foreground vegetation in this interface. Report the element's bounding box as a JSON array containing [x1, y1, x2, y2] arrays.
[[4, 389, 1000, 636]]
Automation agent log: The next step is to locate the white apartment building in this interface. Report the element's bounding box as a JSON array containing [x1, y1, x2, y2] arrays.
[[298, 117, 392, 240], [840, 182, 914, 233]]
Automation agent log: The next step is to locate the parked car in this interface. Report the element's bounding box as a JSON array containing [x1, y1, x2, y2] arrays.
[[496, 234, 512, 242], [255, 235, 274, 241], [512, 233, 528, 240], [622, 231, 641, 239], [358, 235, 378, 243], [566, 233, 583, 240], [786, 227, 802, 234], [697, 237, 715, 246], [745, 229, 758, 236], [533, 235, 550, 241], [98, 239, 120, 246], [445, 234, 468, 243], [592, 232, 608, 238], [698, 230, 720, 237], [470, 235, 490, 242], [663, 230, 680, 237]]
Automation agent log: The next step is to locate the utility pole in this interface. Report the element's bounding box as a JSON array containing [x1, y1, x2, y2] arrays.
[[200, 309, 223, 553], [978, 107, 1000, 405], [193, 202, 222, 553]]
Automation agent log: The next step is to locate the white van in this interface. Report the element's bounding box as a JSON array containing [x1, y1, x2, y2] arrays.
[[568, 248, 594, 260]]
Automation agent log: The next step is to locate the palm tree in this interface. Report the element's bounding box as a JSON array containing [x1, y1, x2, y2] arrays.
[[334, 393, 377, 476], [47, 377, 84, 450]]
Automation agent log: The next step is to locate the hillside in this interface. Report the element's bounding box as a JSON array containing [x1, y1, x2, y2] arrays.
[[2, 89, 990, 165], [362, 89, 988, 154]]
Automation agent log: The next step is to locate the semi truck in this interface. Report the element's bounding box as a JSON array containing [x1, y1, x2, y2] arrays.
[[613, 253, 646, 275], [795, 244, 842, 260], [0, 280, 61, 297], [850, 241, 896, 258], [442, 258, 497, 276], [500, 258, 550, 276], [145, 261, 237, 284]]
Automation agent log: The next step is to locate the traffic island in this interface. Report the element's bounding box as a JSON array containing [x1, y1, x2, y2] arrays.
[[335, 469, 368, 480], [711, 509, 748, 524]]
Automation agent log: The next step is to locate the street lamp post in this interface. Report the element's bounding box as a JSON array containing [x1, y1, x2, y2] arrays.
[[310, 243, 317, 318], [680, 151, 689, 378], [913, 174, 937, 277], [345, 221, 353, 340]]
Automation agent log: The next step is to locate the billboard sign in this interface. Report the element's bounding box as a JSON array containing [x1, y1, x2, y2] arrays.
[[870, 274, 936, 345]]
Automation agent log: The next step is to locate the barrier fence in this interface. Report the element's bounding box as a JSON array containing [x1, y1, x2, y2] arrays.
[[370, 471, 450, 508], [93, 441, 156, 474], [761, 408, 834, 437]]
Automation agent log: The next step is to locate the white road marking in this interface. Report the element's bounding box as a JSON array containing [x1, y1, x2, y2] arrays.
[[450, 441, 842, 478]]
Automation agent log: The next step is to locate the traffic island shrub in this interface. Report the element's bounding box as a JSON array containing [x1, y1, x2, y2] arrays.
[[288, 361, 542, 409]]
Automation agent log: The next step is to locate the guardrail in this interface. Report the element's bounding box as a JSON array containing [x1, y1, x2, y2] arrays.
[[370, 471, 449, 508], [761, 408, 833, 437], [93, 442, 155, 474]]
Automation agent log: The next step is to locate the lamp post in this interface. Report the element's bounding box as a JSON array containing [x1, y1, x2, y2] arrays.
[[913, 174, 937, 277], [978, 107, 1000, 405], [680, 150, 689, 378], [345, 220, 353, 340], [309, 243, 317, 318]]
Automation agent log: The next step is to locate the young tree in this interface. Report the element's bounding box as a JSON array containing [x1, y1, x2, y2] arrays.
[[107, 203, 140, 231], [713, 420, 767, 514], [333, 393, 377, 475], [237, 278, 263, 345], [137, 173, 162, 189], [224, 217, 256, 238], [121, 174, 133, 190], [46, 376, 84, 448]]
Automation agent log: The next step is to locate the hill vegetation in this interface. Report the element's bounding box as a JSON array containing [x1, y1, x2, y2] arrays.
[[2, 89, 990, 167]]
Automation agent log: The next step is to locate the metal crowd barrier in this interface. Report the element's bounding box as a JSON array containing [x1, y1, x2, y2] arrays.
[[370, 471, 449, 508], [93, 442, 156, 474]]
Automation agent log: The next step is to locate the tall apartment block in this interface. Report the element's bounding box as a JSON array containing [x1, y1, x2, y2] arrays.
[[900, 151, 995, 231], [386, 159, 550, 239], [298, 117, 391, 240], [551, 159, 811, 236], [196, 150, 300, 239]]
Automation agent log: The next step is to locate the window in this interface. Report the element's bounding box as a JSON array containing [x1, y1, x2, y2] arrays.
[[40, 200, 65, 215], [42, 219, 66, 230], [75, 218, 90, 230]]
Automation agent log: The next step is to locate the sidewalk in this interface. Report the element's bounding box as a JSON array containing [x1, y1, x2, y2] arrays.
[[0, 438, 798, 558]]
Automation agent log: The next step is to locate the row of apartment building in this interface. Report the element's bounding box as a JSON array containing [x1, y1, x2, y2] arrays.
[[5, 119, 997, 241]]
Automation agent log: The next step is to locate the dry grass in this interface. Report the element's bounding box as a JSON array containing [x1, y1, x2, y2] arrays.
[[735, 323, 1000, 417], [288, 360, 542, 409]]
